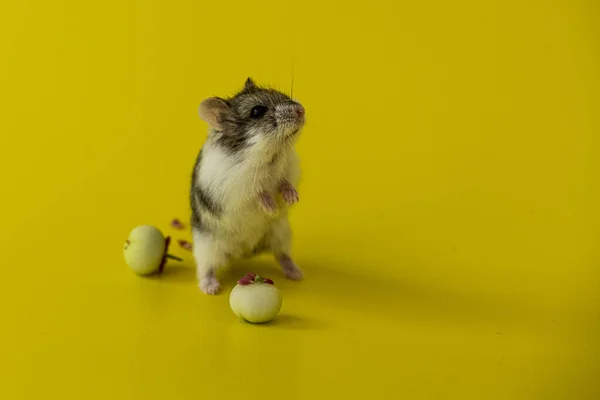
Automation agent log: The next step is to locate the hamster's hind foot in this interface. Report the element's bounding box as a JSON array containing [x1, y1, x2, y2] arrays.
[[199, 273, 221, 295], [276, 254, 304, 281]]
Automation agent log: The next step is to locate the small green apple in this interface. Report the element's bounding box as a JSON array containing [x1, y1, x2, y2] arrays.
[[123, 225, 182, 276], [229, 273, 282, 323]]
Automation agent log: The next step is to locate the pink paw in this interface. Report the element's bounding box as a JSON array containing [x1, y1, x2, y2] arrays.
[[277, 254, 304, 281], [200, 277, 221, 295], [259, 192, 278, 215], [281, 185, 299, 206], [284, 265, 304, 281]]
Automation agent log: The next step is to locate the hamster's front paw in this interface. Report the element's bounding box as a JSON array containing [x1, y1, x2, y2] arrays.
[[259, 192, 278, 215], [279, 180, 299, 205], [281, 185, 299, 206], [199, 276, 221, 295]]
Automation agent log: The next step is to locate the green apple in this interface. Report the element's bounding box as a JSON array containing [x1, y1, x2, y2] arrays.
[[229, 273, 282, 323], [123, 225, 182, 276]]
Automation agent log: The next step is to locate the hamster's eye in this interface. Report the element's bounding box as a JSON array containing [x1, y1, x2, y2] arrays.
[[250, 105, 268, 119]]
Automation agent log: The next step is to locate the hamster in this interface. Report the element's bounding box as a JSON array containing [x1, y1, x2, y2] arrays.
[[190, 78, 306, 295]]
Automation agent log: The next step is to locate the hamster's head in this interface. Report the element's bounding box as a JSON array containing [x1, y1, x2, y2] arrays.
[[198, 78, 305, 156]]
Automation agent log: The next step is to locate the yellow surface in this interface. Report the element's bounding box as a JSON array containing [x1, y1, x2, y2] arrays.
[[0, 0, 598, 398]]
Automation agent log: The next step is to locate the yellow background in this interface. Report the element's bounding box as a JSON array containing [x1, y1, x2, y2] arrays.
[[1, 0, 598, 399]]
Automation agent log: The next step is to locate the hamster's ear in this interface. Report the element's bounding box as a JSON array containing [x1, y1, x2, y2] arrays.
[[244, 77, 256, 90], [199, 97, 230, 130]]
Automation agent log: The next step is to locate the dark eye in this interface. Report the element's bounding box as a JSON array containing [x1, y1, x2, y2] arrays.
[[250, 105, 268, 119]]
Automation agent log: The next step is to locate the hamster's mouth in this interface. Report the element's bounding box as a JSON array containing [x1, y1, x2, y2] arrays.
[[280, 125, 302, 139], [274, 108, 304, 138], [276, 118, 304, 136]]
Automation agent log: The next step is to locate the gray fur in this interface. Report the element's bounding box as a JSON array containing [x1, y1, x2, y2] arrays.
[[190, 151, 219, 230], [191, 80, 300, 226], [190, 78, 305, 294], [207, 82, 297, 154], [192, 186, 222, 217]]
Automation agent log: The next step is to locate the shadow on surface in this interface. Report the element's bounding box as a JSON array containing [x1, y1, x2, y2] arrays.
[[256, 315, 327, 330], [150, 264, 196, 283], [232, 258, 538, 328], [150, 255, 536, 329]]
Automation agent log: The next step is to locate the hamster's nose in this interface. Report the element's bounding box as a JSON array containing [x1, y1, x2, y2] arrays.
[[295, 105, 305, 117]]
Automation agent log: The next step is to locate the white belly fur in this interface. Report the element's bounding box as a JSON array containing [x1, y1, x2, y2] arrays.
[[194, 140, 300, 265]]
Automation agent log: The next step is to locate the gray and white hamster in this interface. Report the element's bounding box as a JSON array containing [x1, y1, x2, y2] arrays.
[[190, 78, 305, 294]]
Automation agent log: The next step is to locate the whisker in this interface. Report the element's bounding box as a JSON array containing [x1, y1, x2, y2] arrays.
[[291, 59, 295, 98]]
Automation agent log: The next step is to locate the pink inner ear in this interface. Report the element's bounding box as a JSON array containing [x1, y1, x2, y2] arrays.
[[199, 98, 229, 130]]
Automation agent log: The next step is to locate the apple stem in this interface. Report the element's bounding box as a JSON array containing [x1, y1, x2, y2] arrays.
[[166, 254, 183, 262]]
